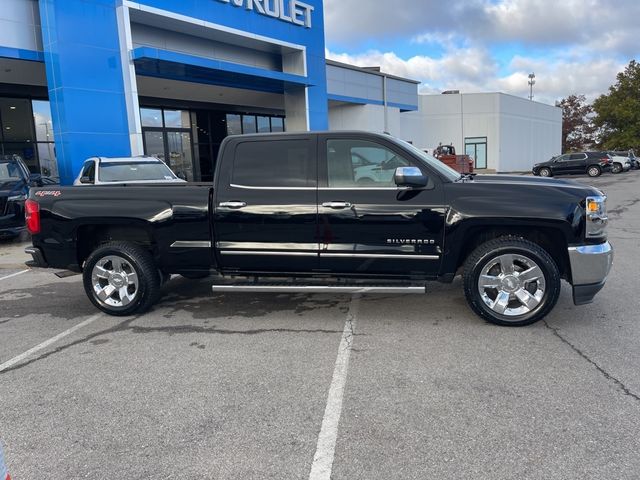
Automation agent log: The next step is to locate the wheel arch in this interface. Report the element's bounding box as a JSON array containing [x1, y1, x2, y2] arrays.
[[76, 220, 156, 270], [451, 225, 571, 281]]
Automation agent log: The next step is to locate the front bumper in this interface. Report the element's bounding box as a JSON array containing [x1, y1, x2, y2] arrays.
[[568, 242, 613, 305]]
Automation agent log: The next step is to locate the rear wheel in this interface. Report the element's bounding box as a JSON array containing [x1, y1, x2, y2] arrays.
[[539, 167, 552, 177], [83, 242, 160, 316], [463, 237, 561, 326], [587, 165, 601, 177], [612, 163, 622, 174]]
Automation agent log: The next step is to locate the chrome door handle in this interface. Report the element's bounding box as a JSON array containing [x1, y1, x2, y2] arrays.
[[219, 201, 247, 209], [322, 201, 352, 209]]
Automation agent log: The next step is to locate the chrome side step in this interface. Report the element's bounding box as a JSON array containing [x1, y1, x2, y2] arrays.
[[211, 284, 426, 294]]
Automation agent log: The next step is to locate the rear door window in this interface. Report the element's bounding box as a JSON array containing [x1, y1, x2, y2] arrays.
[[232, 139, 315, 188]]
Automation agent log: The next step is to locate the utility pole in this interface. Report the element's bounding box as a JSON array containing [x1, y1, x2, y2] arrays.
[[528, 73, 536, 101]]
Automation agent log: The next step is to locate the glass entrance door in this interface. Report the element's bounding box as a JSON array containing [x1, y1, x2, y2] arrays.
[[166, 131, 194, 181], [465, 137, 487, 170], [143, 130, 195, 181]]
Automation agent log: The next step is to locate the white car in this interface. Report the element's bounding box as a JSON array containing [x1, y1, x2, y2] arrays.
[[73, 156, 187, 185], [607, 152, 632, 174]]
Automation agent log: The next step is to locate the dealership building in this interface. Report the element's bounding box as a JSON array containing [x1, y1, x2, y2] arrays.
[[0, 0, 560, 184]]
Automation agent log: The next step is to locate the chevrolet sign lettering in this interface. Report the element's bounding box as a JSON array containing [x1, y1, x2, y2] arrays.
[[216, 0, 314, 28]]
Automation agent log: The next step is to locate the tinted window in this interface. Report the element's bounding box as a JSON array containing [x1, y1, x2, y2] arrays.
[[232, 140, 314, 188], [556, 154, 571, 162], [570, 153, 586, 160], [0, 162, 22, 181], [327, 139, 410, 187], [99, 161, 176, 182]]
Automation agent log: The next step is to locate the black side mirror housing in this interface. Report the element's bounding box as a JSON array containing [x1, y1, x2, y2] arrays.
[[79, 176, 93, 184], [28, 173, 43, 187], [394, 167, 428, 188]]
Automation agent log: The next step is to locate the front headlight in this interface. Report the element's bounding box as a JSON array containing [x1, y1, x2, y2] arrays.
[[586, 195, 607, 238], [7, 194, 27, 202]]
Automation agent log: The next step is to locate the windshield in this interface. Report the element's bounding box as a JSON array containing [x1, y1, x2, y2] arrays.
[[99, 161, 178, 182], [0, 162, 23, 182], [388, 137, 462, 182]]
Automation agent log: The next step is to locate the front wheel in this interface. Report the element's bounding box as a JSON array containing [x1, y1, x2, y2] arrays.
[[612, 163, 622, 174], [587, 166, 601, 177], [83, 241, 161, 316], [463, 237, 561, 326], [539, 167, 552, 177]]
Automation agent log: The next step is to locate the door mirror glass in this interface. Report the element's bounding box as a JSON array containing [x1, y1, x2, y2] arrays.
[[394, 167, 428, 188]]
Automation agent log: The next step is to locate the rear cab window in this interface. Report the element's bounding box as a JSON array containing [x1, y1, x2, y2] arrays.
[[231, 139, 315, 188]]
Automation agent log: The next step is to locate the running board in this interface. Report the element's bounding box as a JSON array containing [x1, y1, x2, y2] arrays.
[[211, 284, 426, 294]]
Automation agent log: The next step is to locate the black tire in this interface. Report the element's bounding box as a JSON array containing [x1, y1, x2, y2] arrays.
[[587, 165, 601, 177], [83, 241, 160, 316], [612, 163, 622, 174], [539, 167, 552, 178], [462, 236, 561, 327]]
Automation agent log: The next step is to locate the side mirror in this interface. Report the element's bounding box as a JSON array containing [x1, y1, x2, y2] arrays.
[[79, 176, 93, 184], [394, 167, 428, 188], [177, 172, 187, 181], [28, 173, 43, 187]]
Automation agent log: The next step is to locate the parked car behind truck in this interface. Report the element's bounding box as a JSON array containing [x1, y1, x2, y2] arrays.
[[0, 155, 53, 239], [532, 152, 612, 177], [25, 131, 613, 327]]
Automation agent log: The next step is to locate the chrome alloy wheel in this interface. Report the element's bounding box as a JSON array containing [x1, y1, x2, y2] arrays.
[[477, 253, 546, 318], [91, 255, 139, 308]]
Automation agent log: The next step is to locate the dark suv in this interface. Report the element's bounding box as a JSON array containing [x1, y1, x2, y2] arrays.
[[532, 152, 612, 178], [0, 155, 50, 239]]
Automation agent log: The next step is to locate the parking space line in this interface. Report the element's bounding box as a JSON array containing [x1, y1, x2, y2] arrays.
[[0, 269, 29, 282], [309, 294, 360, 480], [0, 313, 103, 373]]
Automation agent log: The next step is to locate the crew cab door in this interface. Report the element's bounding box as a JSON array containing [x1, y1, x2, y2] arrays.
[[316, 135, 446, 277], [213, 135, 319, 273]]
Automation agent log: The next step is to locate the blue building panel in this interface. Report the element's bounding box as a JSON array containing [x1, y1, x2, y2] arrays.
[[39, 0, 132, 184]]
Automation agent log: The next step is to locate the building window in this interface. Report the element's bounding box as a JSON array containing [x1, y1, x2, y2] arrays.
[[0, 97, 58, 178], [465, 137, 487, 170], [225, 114, 285, 135]]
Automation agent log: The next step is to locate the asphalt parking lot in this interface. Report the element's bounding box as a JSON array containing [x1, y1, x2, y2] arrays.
[[1, 172, 640, 479]]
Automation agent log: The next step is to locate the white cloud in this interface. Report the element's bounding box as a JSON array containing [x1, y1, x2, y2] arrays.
[[323, 0, 637, 103]]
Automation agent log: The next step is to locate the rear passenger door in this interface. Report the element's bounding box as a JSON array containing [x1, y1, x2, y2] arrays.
[[213, 135, 319, 273], [568, 153, 587, 173]]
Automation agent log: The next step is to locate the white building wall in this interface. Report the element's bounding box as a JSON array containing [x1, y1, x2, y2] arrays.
[[498, 94, 562, 171], [0, 0, 41, 52], [401, 93, 562, 172], [328, 103, 402, 137]]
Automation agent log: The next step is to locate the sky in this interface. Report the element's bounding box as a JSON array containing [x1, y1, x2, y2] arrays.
[[322, 0, 640, 106]]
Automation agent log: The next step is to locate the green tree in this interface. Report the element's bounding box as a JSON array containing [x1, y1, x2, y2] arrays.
[[556, 94, 595, 152], [592, 60, 640, 151]]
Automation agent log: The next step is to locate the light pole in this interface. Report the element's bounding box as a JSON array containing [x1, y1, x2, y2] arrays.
[[528, 73, 536, 101]]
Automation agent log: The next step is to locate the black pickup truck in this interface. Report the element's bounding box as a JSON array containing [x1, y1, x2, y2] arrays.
[[25, 131, 613, 326]]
